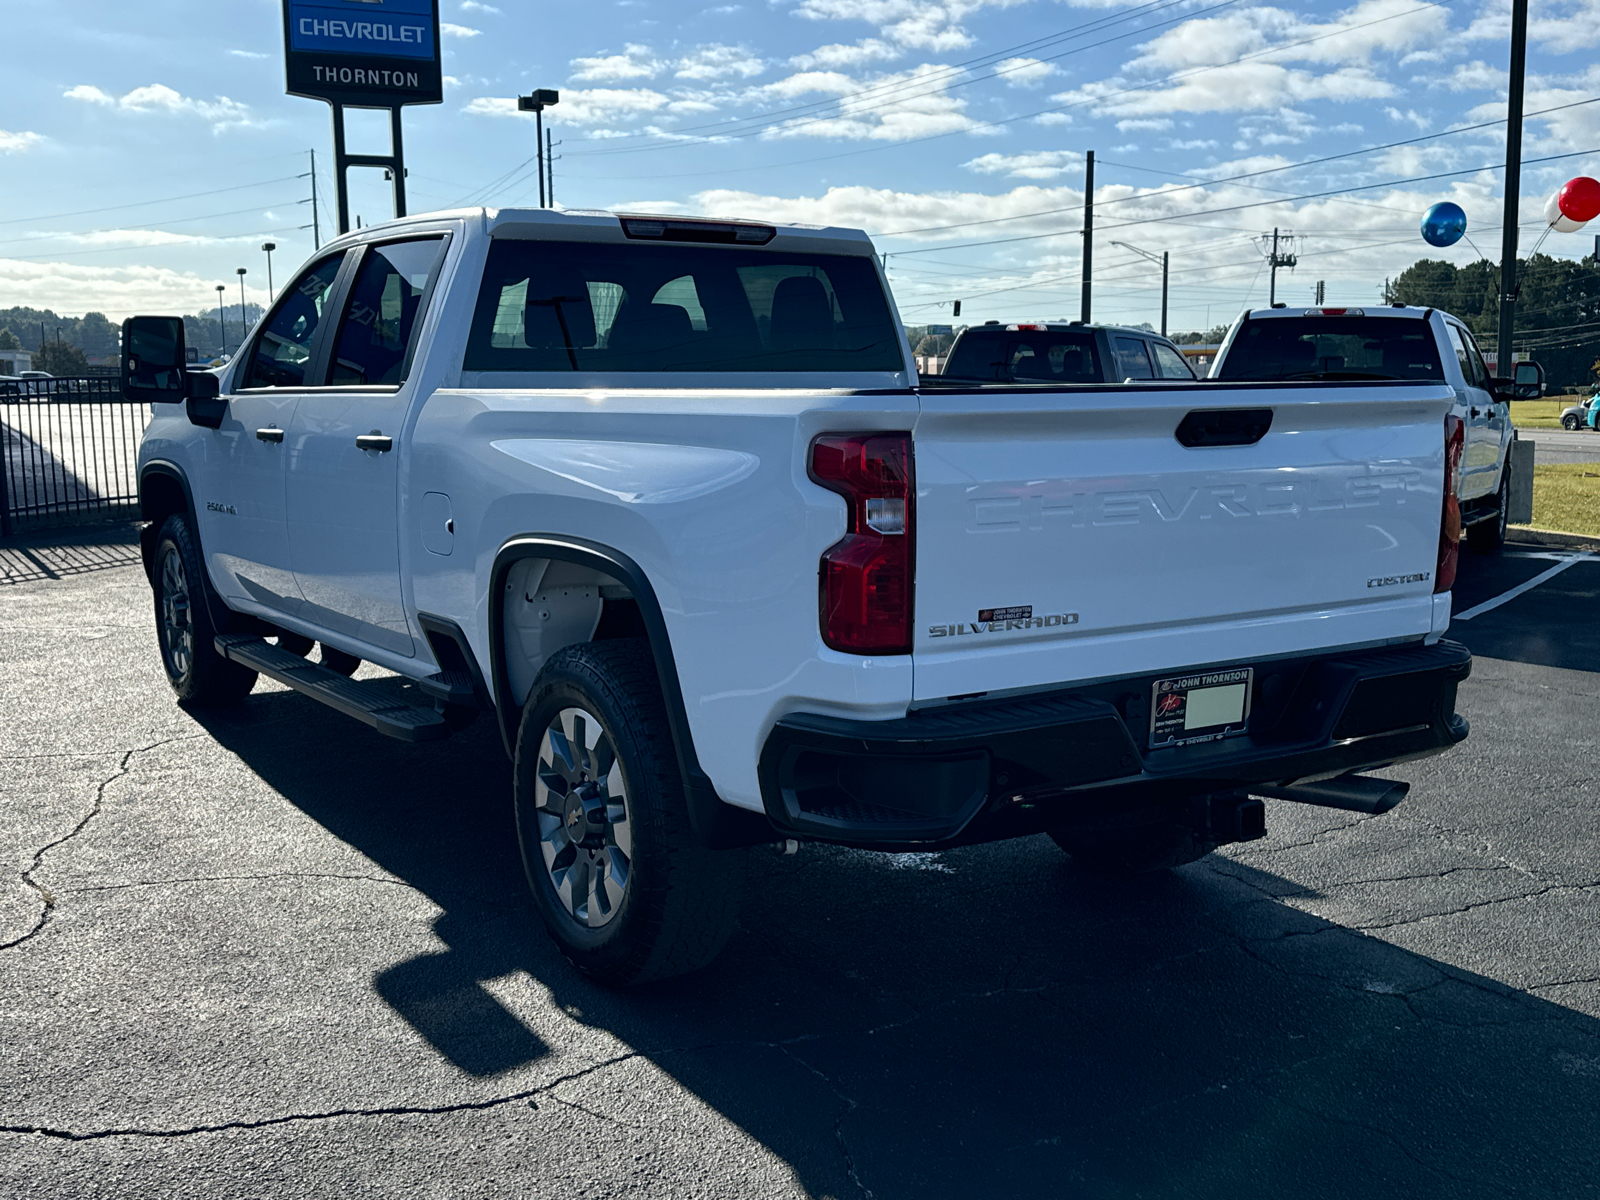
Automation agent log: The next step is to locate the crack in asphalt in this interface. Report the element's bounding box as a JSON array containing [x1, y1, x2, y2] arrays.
[[775, 1043, 874, 1200], [0, 1053, 642, 1143], [61, 872, 427, 895], [0, 735, 199, 953]]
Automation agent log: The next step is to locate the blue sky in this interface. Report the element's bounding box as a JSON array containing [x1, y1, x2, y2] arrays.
[[1, 0, 1597, 332]]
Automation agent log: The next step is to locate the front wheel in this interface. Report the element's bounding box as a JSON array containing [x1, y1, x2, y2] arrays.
[[152, 514, 257, 706], [513, 639, 744, 986], [1563, 413, 1581, 431]]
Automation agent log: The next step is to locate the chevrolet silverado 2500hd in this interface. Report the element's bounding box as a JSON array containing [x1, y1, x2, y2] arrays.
[[124, 208, 1474, 985]]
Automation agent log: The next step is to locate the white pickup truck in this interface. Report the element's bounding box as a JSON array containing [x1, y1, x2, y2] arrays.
[[1209, 304, 1542, 553], [125, 209, 1475, 985]]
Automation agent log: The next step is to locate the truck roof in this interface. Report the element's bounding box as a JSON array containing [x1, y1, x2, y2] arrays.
[[1238, 304, 1432, 320], [966, 321, 1178, 338], [313, 206, 878, 256]]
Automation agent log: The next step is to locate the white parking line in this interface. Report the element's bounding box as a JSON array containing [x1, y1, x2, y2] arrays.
[[1453, 552, 1593, 622]]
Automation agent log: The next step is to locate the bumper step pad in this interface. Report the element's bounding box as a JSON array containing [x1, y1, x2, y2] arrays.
[[215, 634, 451, 742]]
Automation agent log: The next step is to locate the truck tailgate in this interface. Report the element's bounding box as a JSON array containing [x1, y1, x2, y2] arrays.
[[912, 382, 1454, 703]]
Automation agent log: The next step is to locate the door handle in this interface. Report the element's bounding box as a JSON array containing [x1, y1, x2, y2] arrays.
[[355, 432, 393, 452], [1470, 407, 1480, 417], [255, 427, 284, 443]]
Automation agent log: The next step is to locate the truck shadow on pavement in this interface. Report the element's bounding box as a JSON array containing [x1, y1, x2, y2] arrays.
[[194, 688, 1600, 1199]]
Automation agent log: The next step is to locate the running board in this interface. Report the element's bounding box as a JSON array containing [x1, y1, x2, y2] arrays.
[[215, 634, 451, 742]]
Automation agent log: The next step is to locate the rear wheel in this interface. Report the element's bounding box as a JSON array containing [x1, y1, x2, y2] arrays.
[[1050, 822, 1215, 874], [1468, 458, 1511, 553], [152, 514, 257, 706], [513, 639, 744, 986]]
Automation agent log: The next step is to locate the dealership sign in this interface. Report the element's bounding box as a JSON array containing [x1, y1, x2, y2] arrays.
[[283, 0, 443, 107]]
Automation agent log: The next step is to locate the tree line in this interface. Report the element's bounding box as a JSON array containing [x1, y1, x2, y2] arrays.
[[0, 302, 266, 371]]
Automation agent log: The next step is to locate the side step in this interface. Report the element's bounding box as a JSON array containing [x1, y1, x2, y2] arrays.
[[215, 634, 451, 743]]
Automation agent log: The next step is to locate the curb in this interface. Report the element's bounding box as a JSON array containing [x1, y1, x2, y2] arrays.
[[1508, 526, 1600, 551]]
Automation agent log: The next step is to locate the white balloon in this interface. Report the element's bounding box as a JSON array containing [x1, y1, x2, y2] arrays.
[[1545, 190, 1589, 233]]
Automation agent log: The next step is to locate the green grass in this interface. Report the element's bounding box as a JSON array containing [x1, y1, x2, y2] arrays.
[[1516, 464, 1600, 538], [1511, 398, 1570, 429]]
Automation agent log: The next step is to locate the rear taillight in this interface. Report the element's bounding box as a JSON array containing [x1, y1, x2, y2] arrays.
[[1435, 413, 1465, 594], [809, 433, 914, 654]]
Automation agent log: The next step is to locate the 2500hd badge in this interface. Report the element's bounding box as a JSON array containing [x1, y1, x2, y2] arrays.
[[928, 605, 1079, 637]]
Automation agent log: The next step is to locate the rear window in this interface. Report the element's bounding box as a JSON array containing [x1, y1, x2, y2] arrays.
[[463, 240, 903, 373], [1216, 317, 1443, 382], [943, 330, 1101, 382]]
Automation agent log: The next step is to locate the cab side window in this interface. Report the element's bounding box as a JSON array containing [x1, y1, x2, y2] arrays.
[[1152, 342, 1196, 379], [1446, 325, 1488, 389], [1462, 329, 1492, 390], [242, 255, 344, 389], [1113, 337, 1154, 380], [329, 238, 446, 387]]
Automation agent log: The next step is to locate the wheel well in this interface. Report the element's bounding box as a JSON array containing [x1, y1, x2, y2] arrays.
[[501, 556, 638, 712], [138, 468, 190, 580]]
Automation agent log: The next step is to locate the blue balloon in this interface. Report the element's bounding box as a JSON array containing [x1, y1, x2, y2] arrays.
[[1421, 201, 1467, 248]]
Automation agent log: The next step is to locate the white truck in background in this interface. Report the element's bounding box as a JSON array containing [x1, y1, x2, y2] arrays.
[[1208, 304, 1544, 553], [126, 209, 1478, 985]]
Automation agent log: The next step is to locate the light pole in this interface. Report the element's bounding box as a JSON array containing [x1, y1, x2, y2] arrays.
[[261, 242, 277, 299], [1496, 0, 1530, 372], [236, 268, 248, 338], [517, 90, 560, 208], [1110, 240, 1169, 338], [215, 284, 228, 357]]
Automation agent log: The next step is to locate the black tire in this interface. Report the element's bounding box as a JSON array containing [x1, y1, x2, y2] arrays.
[[318, 645, 361, 676], [1468, 457, 1511, 553], [1049, 822, 1215, 874], [513, 638, 744, 986], [1563, 414, 1581, 431], [152, 514, 257, 706]]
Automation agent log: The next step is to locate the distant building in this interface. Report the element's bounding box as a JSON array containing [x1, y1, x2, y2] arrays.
[[0, 347, 33, 375]]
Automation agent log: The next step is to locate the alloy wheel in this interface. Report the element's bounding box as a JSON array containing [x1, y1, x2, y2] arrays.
[[159, 546, 193, 680], [535, 706, 632, 928]]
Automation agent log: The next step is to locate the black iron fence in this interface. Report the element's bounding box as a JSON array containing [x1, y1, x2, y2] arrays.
[[0, 377, 150, 536]]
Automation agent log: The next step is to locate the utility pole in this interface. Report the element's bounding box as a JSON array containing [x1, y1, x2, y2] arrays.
[[546, 131, 561, 207], [1265, 228, 1297, 305], [518, 90, 560, 208], [1110, 239, 1168, 336], [1315, 280, 1326, 305], [301, 149, 321, 251], [1497, 0, 1530, 373], [216, 285, 228, 357], [1080, 150, 1094, 324]]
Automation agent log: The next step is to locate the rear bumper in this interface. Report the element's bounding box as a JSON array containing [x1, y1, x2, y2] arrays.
[[757, 639, 1471, 848]]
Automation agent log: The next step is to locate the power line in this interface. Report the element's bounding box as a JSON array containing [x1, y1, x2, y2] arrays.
[[0, 176, 304, 228]]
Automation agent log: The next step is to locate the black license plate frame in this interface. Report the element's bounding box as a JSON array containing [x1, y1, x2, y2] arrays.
[[1150, 667, 1253, 748]]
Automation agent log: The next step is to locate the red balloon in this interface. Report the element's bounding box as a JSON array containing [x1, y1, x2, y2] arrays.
[[1557, 176, 1600, 223]]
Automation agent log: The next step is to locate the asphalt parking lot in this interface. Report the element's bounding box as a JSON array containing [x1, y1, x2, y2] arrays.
[[2, 526, 1598, 1199]]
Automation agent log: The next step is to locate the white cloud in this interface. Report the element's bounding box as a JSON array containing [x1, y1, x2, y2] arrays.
[[1054, 0, 1446, 120], [1464, 0, 1600, 53], [64, 83, 257, 131], [675, 44, 764, 81], [461, 1, 501, 11], [790, 0, 1024, 53], [465, 88, 671, 125], [0, 259, 254, 320], [1436, 60, 1505, 93], [1384, 106, 1429, 129], [963, 150, 1082, 179], [441, 22, 481, 37], [790, 39, 901, 69], [1117, 117, 1174, 131], [571, 44, 661, 81], [995, 57, 1053, 87], [228, 50, 269, 60], [0, 129, 43, 154], [760, 62, 986, 141]]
